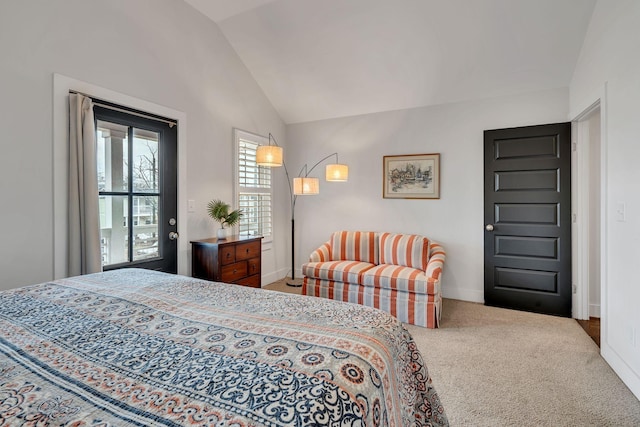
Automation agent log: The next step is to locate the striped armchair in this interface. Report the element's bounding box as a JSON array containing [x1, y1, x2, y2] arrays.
[[301, 231, 445, 328]]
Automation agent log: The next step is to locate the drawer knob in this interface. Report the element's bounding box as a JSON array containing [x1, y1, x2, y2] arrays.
[[246, 249, 250, 253], [233, 269, 237, 274]]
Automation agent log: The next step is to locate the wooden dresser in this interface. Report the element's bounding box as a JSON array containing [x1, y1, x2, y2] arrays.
[[190, 235, 262, 288]]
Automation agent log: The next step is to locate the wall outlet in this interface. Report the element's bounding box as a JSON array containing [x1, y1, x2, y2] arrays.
[[188, 199, 196, 213]]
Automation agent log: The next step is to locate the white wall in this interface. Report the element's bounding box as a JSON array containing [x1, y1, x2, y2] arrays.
[[0, 0, 288, 289], [286, 88, 569, 302], [569, 0, 640, 399]]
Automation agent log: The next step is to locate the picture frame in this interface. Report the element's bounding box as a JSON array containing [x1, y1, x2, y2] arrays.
[[383, 153, 440, 199]]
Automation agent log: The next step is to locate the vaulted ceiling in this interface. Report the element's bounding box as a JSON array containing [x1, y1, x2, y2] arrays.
[[183, 0, 596, 124]]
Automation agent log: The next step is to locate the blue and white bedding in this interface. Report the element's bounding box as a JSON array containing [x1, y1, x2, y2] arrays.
[[0, 268, 447, 426]]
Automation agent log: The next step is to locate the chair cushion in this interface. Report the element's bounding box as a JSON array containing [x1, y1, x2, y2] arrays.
[[379, 233, 430, 271], [362, 264, 440, 295], [302, 260, 376, 284], [330, 231, 378, 264]]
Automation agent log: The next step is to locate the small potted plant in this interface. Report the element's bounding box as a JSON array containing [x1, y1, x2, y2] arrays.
[[207, 199, 243, 239]]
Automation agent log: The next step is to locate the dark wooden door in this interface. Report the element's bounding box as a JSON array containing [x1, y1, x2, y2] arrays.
[[484, 123, 571, 317], [94, 105, 178, 273]]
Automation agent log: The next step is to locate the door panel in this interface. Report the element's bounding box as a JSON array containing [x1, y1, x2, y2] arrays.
[[495, 203, 558, 225], [495, 169, 559, 191], [495, 268, 557, 293], [494, 235, 558, 258], [484, 123, 571, 317]]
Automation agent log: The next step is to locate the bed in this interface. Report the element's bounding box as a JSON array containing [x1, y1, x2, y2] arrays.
[[0, 268, 447, 426]]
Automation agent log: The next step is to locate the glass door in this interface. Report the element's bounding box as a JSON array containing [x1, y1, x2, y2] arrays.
[[94, 105, 178, 273]]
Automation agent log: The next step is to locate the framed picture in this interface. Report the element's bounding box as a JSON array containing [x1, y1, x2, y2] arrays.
[[383, 153, 440, 199]]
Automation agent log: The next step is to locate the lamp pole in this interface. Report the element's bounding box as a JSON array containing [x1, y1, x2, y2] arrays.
[[286, 153, 342, 286], [258, 134, 346, 287], [288, 188, 298, 285]]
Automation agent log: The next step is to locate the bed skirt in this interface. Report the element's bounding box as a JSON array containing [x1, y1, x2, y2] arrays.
[[303, 277, 442, 328]]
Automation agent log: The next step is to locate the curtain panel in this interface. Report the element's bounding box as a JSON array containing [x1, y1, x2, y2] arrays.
[[68, 93, 101, 276]]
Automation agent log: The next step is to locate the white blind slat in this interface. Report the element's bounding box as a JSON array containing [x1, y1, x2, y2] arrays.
[[237, 136, 273, 238]]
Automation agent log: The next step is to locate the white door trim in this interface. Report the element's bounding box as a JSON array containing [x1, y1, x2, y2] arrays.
[[570, 85, 607, 322]]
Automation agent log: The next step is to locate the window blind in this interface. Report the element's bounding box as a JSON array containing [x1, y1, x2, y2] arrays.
[[238, 138, 272, 238]]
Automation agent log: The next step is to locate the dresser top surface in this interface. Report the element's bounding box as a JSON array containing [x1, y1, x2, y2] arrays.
[[190, 235, 263, 246]]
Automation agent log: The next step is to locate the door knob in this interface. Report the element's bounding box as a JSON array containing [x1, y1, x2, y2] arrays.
[[169, 231, 179, 240], [485, 224, 494, 232]]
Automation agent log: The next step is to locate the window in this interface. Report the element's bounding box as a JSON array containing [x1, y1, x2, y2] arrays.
[[234, 129, 273, 241]]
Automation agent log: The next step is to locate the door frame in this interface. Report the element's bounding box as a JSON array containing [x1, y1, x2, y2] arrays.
[[571, 100, 599, 320], [570, 86, 607, 323], [53, 74, 188, 278]]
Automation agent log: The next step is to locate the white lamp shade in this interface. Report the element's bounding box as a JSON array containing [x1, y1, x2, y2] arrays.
[[325, 164, 349, 181], [293, 177, 320, 195], [256, 145, 283, 167]]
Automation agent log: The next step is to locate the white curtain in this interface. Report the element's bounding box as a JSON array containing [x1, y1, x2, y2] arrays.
[[68, 93, 102, 276]]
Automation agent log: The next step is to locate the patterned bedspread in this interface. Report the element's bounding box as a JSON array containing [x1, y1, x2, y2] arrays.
[[0, 269, 447, 426]]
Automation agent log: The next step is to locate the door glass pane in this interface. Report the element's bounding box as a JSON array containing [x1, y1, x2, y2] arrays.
[[95, 103, 176, 273], [97, 121, 129, 192], [99, 195, 129, 266], [133, 195, 160, 261], [132, 128, 159, 193]]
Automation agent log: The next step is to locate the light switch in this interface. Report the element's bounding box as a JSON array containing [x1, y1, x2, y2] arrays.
[[188, 199, 196, 213], [615, 202, 625, 222]]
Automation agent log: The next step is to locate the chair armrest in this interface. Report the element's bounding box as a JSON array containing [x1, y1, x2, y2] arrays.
[[425, 242, 445, 283], [309, 241, 331, 262]]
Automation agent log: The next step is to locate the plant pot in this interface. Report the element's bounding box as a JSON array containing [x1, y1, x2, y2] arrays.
[[217, 227, 228, 240]]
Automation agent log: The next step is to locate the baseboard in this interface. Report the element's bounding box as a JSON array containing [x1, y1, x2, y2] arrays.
[[601, 343, 640, 400], [590, 303, 601, 318], [261, 268, 289, 287], [442, 286, 484, 303]]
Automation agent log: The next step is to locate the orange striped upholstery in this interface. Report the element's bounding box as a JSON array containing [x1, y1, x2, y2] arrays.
[[362, 265, 440, 295], [308, 241, 331, 262], [302, 234, 445, 328], [302, 277, 442, 328], [379, 233, 429, 270], [302, 261, 375, 284], [330, 231, 378, 264], [426, 242, 445, 282]]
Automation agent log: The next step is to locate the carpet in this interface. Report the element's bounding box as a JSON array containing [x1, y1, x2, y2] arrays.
[[405, 299, 640, 426]]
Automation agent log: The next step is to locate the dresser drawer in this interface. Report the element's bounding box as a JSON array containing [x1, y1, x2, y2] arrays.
[[236, 241, 261, 261], [219, 246, 236, 265], [247, 257, 261, 276], [235, 274, 260, 288], [221, 261, 247, 282]]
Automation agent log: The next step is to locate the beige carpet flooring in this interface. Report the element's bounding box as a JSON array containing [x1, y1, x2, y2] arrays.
[[264, 280, 640, 426]]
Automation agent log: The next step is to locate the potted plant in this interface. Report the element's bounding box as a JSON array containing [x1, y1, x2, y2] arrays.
[[207, 199, 243, 239]]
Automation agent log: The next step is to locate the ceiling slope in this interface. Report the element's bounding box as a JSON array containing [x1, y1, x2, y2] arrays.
[[186, 0, 596, 124]]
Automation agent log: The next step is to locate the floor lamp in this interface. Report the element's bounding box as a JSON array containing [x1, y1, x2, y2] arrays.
[[257, 134, 348, 287]]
